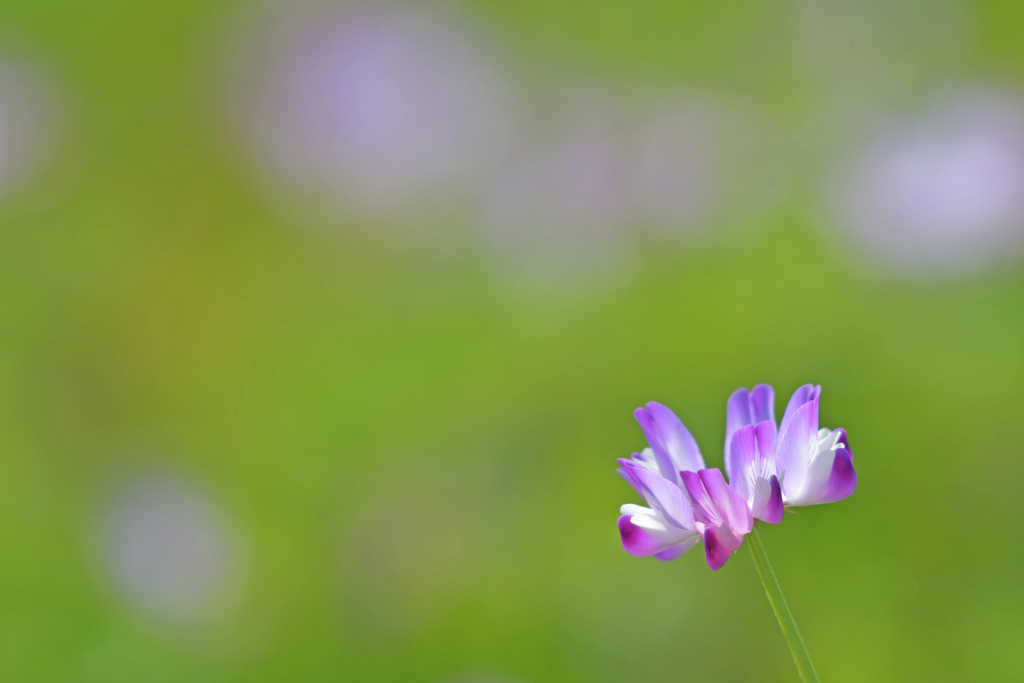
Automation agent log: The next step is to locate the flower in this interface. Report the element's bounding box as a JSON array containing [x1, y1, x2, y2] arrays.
[[726, 384, 857, 509], [617, 460, 701, 562], [617, 402, 752, 570], [616, 386, 857, 571], [776, 385, 857, 506], [725, 385, 784, 523], [618, 461, 753, 570], [680, 468, 753, 570]]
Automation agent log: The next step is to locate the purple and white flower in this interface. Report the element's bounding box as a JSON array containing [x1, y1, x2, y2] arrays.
[[617, 460, 701, 562], [726, 384, 857, 509], [775, 385, 857, 507], [616, 386, 857, 571], [679, 468, 754, 570], [618, 460, 753, 570], [617, 402, 752, 570]]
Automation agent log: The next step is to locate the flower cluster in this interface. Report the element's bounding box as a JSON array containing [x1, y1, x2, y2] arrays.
[[617, 384, 857, 570]]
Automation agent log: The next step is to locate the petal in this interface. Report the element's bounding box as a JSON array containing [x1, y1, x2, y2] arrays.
[[654, 535, 701, 562], [633, 447, 659, 470], [776, 398, 819, 502], [699, 468, 753, 535], [750, 476, 771, 518], [752, 420, 777, 472], [788, 442, 837, 506], [806, 448, 857, 505], [680, 470, 719, 527], [619, 514, 672, 557], [619, 506, 699, 557], [725, 388, 753, 463], [645, 402, 706, 473], [703, 524, 744, 571], [725, 424, 756, 500], [634, 407, 679, 483], [622, 506, 690, 540], [619, 449, 660, 494], [729, 421, 778, 505], [750, 384, 775, 426], [618, 460, 695, 530], [833, 428, 852, 461], [759, 475, 785, 524], [726, 386, 776, 467], [778, 384, 820, 448]]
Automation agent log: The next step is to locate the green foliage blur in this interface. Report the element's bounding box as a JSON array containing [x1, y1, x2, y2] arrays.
[[1, 0, 1024, 681]]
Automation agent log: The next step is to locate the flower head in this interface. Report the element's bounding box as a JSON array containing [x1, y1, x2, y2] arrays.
[[679, 468, 753, 570], [617, 403, 748, 570], [776, 386, 857, 506], [617, 459, 700, 561], [616, 385, 857, 571], [726, 383, 857, 508]]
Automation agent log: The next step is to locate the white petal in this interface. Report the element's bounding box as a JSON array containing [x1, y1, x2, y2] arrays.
[[631, 448, 661, 474], [750, 476, 774, 518], [787, 445, 837, 506], [818, 428, 843, 451], [624, 506, 697, 544]]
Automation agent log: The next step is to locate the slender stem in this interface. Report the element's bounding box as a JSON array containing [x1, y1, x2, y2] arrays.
[[747, 526, 820, 683]]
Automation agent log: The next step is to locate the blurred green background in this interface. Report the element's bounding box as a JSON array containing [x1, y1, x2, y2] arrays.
[[1, 0, 1024, 681]]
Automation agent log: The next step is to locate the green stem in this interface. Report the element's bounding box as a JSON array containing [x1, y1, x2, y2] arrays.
[[747, 526, 820, 683]]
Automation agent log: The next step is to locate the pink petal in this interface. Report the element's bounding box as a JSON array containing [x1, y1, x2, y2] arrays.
[[703, 524, 744, 571], [760, 474, 785, 524], [807, 447, 857, 505], [680, 469, 719, 527], [618, 514, 670, 557], [699, 468, 753, 535]]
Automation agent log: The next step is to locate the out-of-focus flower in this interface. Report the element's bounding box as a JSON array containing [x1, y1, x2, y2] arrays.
[[480, 115, 630, 282], [480, 94, 774, 284], [0, 60, 62, 200], [235, 2, 514, 219], [92, 468, 243, 623], [832, 89, 1024, 271], [624, 97, 763, 232], [617, 402, 751, 570]]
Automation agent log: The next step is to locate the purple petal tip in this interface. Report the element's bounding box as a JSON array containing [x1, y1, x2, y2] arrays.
[[618, 515, 664, 557], [760, 474, 785, 524], [816, 447, 857, 504], [703, 525, 743, 571]]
